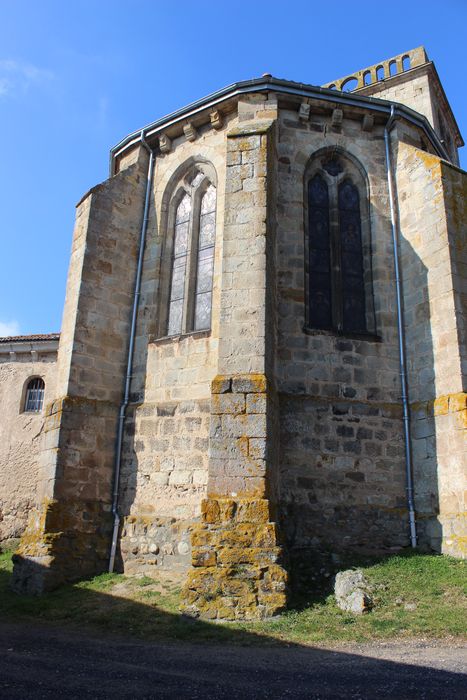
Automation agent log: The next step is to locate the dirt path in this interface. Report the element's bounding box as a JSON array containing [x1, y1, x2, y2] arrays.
[[0, 621, 465, 699]]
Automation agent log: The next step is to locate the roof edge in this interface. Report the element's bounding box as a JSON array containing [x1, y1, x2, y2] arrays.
[[109, 76, 453, 170], [0, 333, 60, 343]]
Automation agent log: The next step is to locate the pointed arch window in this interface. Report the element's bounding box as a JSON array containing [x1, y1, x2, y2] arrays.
[[306, 152, 375, 335], [165, 167, 217, 337]]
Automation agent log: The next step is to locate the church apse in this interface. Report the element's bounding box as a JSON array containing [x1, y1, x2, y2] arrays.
[[7, 47, 466, 616]]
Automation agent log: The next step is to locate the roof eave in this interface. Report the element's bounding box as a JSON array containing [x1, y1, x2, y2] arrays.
[[109, 76, 452, 171]]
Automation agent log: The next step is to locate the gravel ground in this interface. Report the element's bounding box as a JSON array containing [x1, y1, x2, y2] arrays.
[[0, 622, 465, 699]]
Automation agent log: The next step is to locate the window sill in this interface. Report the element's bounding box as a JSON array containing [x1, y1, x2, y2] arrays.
[[149, 329, 211, 346], [302, 326, 382, 343]]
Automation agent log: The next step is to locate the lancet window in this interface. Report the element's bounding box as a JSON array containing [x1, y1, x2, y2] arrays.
[[165, 167, 217, 336], [305, 151, 375, 335]]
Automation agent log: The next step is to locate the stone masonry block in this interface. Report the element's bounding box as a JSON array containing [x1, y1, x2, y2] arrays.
[[246, 393, 267, 413], [221, 414, 267, 439], [211, 394, 245, 415], [168, 470, 192, 486], [228, 134, 261, 151], [209, 437, 249, 460], [249, 438, 267, 460], [231, 374, 267, 393], [211, 376, 232, 394], [208, 474, 266, 498], [235, 498, 270, 522], [210, 456, 266, 480]]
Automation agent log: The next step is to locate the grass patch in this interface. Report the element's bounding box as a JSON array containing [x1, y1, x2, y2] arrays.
[[1, 551, 465, 645]]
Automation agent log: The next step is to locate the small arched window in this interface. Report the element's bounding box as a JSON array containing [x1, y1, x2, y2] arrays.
[[24, 377, 45, 412], [305, 151, 375, 336], [165, 165, 217, 336]]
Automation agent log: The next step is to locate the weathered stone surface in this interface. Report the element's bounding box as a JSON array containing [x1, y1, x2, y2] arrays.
[[119, 515, 192, 576], [181, 498, 287, 620], [0, 339, 58, 542], [11, 497, 112, 594], [334, 569, 373, 614]]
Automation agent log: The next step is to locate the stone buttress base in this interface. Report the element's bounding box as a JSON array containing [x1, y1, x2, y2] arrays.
[[11, 498, 112, 594], [181, 497, 287, 620]]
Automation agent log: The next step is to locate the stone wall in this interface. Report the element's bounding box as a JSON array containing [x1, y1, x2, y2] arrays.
[[0, 344, 57, 545], [116, 119, 231, 575], [181, 109, 288, 620], [359, 68, 460, 165], [323, 45, 461, 166], [395, 133, 466, 556], [12, 149, 150, 593], [120, 515, 192, 578], [275, 104, 409, 555]]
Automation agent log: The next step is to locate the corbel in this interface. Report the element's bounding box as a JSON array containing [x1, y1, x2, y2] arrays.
[[159, 134, 172, 154], [183, 122, 197, 142], [362, 114, 374, 132], [298, 102, 311, 122], [331, 108, 343, 129], [210, 110, 223, 130]]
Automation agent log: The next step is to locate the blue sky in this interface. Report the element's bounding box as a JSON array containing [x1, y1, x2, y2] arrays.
[[1, 0, 466, 336]]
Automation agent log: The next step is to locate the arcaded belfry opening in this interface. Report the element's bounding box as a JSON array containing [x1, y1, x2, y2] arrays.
[[7, 47, 465, 614]]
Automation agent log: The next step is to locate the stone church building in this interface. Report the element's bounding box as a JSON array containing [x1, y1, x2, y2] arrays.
[[2, 47, 466, 619]]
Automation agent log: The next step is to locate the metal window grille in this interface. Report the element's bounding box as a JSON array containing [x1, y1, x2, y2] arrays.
[[24, 377, 45, 412]]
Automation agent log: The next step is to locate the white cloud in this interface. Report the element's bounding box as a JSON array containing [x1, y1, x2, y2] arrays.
[[0, 59, 54, 99], [0, 320, 20, 337]]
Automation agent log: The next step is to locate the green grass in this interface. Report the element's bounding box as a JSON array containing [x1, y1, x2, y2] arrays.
[[1, 550, 465, 646]]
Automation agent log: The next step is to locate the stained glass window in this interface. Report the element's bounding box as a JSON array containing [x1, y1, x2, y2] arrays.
[[166, 172, 216, 336], [167, 193, 191, 335], [339, 180, 366, 333], [194, 185, 216, 330], [307, 162, 368, 335], [308, 175, 332, 329]]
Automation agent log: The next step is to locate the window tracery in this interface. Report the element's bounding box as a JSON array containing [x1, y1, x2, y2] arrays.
[[305, 151, 375, 336], [164, 165, 217, 337]]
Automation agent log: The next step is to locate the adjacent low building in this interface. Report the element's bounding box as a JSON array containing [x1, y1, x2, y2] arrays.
[[0, 334, 59, 546]]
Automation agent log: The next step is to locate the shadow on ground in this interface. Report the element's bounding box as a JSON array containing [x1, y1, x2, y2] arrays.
[[0, 559, 466, 699]]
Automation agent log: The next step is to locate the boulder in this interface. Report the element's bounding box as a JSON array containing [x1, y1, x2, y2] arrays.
[[334, 569, 373, 614]]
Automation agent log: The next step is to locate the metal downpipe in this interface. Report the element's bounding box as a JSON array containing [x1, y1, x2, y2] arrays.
[[108, 132, 155, 572], [384, 106, 417, 548]]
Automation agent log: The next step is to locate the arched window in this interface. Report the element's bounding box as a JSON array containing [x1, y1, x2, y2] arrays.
[[24, 377, 45, 412], [305, 151, 375, 335], [402, 55, 411, 72], [165, 165, 217, 336], [376, 65, 385, 81]]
